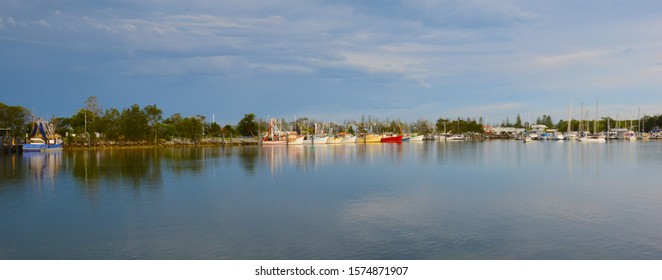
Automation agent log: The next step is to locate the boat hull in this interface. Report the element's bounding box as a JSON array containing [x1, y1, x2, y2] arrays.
[[341, 136, 357, 143], [303, 136, 328, 144], [288, 136, 305, 145], [380, 135, 403, 143], [262, 140, 287, 145], [409, 135, 424, 141], [359, 134, 382, 143]]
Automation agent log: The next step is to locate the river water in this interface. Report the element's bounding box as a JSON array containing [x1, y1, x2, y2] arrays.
[[1, 141, 662, 259]]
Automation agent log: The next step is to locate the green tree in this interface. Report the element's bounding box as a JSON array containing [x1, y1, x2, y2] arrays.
[[209, 122, 222, 137], [436, 118, 450, 134], [0, 103, 31, 138], [143, 104, 163, 143], [515, 114, 523, 128], [99, 108, 121, 140], [176, 117, 203, 141], [222, 125, 235, 137], [237, 113, 258, 136], [69, 109, 95, 136], [120, 104, 149, 141]]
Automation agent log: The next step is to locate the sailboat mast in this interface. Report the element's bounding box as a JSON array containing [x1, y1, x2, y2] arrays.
[[580, 102, 584, 135], [594, 99, 598, 134], [568, 103, 572, 134]]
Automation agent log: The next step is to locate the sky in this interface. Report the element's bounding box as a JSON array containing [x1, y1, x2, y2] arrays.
[[2, 0, 662, 125]]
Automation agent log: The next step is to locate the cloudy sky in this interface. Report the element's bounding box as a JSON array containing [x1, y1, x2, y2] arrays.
[[2, 0, 662, 125]]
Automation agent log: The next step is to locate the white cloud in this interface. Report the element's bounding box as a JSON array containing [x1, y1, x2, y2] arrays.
[[535, 50, 611, 67], [248, 63, 312, 74], [35, 19, 51, 28]]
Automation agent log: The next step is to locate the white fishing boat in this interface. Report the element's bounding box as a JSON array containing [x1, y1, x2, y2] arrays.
[[302, 135, 328, 144], [262, 118, 288, 145], [326, 136, 342, 144], [409, 135, 424, 141], [341, 135, 357, 143], [288, 135, 305, 145], [447, 134, 465, 141]]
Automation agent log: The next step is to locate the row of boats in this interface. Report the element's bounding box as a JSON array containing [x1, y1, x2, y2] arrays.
[[261, 119, 426, 145]]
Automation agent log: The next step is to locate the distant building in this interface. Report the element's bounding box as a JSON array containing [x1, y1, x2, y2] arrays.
[[485, 126, 525, 135]]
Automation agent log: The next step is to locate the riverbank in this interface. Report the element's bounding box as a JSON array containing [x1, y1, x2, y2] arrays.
[[63, 137, 259, 150]]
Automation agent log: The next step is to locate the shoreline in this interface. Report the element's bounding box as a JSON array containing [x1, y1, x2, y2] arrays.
[[62, 138, 259, 151]]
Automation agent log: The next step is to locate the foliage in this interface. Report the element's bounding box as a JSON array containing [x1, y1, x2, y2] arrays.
[[515, 114, 523, 128], [175, 117, 203, 140], [222, 125, 235, 136], [0, 102, 31, 137], [437, 117, 483, 134], [143, 104, 163, 143], [209, 122, 222, 137], [120, 104, 149, 141], [237, 113, 258, 136]]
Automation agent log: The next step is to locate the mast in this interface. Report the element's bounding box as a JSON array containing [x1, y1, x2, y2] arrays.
[[638, 107, 641, 133], [594, 99, 598, 134], [580, 102, 584, 135], [568, 103, 572, 134]]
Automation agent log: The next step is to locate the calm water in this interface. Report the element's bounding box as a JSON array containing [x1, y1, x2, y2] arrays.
[[1, 141, 662, 259]]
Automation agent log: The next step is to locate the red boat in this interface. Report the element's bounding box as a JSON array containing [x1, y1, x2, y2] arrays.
[[380, 135, 403, 143]]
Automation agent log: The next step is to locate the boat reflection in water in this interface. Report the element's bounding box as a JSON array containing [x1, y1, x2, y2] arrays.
[[23, 151, 63, 189]]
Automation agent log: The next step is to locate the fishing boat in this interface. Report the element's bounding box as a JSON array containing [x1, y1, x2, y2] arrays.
[[23, 118, 63, 152], [358, 133, 382, 143], [341, 135, 357, 143], [288, 134, 305, 145], [302, 135, 328, 144], [447, 134, 465, 141], [409, 135, 424, 141], [380, 134, 403, 143], [262, 118, 288, 145], [326, 136, 342, 144]]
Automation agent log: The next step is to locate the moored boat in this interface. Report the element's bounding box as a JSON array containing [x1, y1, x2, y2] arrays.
[[341, 135, 357, 143], [409, 135, 424, 141], [326, 136, 342, 144], [302, 135, 328, 144], [578, 134, 606, 143], [447, 134, 465, 141], [288, 135, 305, 145], [358, 133, 382, 143], [23, 118, 63, 152], [380, 135, 403, 143], [262, 118, 288, 145]]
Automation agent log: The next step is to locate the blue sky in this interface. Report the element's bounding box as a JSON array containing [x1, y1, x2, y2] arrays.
[[2, 0, 662, 125]]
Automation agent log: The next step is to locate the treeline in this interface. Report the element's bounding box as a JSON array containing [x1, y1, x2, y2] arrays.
[[498, 113, 660, 132], [5, 98, 662, 144], [56, 97, 258, 144]]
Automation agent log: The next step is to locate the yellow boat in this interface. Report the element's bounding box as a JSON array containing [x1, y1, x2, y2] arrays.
[[358, 133, 382, 143]]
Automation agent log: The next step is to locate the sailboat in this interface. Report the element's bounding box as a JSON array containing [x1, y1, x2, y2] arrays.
[[579, 100, 606, 143], [523, 113, 532, 143], [565, 103, 578, 140]]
